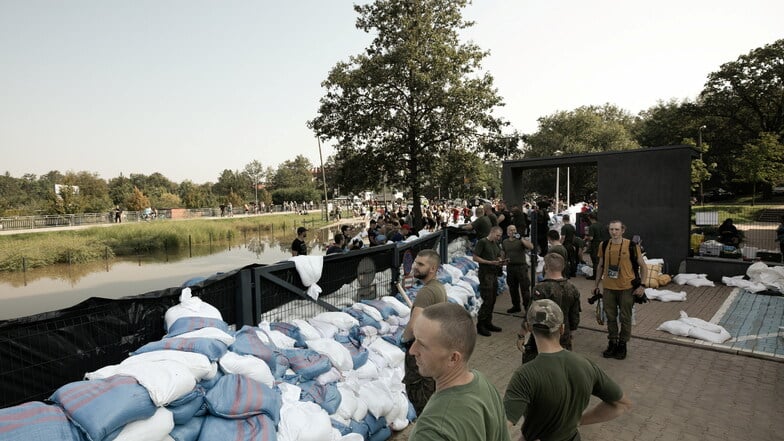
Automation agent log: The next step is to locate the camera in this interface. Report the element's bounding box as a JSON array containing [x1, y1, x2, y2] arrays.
[[587, 288, 603, 305], [514, 233, 521, 239]]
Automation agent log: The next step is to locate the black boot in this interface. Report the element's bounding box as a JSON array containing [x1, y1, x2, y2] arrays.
[[506, 306, 522, 314], [602, 341, 617, 358], [614, 341, 627, 360], [486, 323, 502, 332], [477, 324, 491, 337]]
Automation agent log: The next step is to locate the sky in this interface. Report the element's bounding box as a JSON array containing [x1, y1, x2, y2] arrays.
[[1, 1, 782, 185]]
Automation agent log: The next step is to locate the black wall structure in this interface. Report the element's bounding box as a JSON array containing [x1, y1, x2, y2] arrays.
[[502, 145, 698, 272]]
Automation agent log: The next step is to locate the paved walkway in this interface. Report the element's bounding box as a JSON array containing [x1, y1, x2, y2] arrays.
[[391, 276, 784, 440]]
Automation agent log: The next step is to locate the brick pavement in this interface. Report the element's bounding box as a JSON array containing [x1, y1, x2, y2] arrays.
[[391, 276, 784, 440]]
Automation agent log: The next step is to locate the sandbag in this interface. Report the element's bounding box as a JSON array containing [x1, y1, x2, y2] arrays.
[[169, 416, 205, 441], [353, 303, 384, 322], [643, 263, 662, 289], [50, 376, 157, 441], [270, 322, 307, 348], [307, 338, 354, 372], [166, 387, 206, 425], [298, 381, 342, 415], [204, 374, 281, 423], [657, 273, 672, 286], [114, 407, 174, 441], [104, 359, 197, 407], [686, 276, 715, 287], [656, 320, 692, 337], [292, 319, 323, 341], [231, 326, 290, 379], [379, 296, 410, 317], [170, 327, 236, 346], [132, 338, 228, 362], [164, 288, 223, 331], [280, 348, 334, 380], [0, 401, 84, 441], [167, 317, 230, 338], [277, 401, 333, 441], [197, 414, 276, 441], [219, 352, 274, 387], [120, 350, 214, 381], [366, 337, 405, 368]]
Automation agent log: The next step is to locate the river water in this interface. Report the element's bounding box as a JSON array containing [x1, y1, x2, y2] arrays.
[[0, 227, 352, 320]]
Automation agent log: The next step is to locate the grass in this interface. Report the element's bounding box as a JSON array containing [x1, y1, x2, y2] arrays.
[[0, 212, 331, 272]]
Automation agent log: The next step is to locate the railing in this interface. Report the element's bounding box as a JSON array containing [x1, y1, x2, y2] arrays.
[[691, 204, 784, 262], [0, 231, 447, 408]]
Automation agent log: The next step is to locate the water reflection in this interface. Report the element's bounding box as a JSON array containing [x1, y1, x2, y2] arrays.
[[0, 224, 363, 320]]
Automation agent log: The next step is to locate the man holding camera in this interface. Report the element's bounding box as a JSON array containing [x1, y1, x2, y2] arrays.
[[593, 220, 648, 360], [473, 226, 506, 336]]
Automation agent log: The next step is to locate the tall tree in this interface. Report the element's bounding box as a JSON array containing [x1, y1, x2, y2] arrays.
[[309, 0, 509, 228], [733, 132, 784, 205], [698, 39, 784, 187], [243, 160, 265, 209]]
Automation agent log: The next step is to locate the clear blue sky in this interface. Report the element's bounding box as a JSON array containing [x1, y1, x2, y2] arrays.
[[1, 1, 782, 184]]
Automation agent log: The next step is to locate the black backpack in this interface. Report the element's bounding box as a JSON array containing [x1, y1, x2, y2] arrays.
[[601, 239, 641, 288]]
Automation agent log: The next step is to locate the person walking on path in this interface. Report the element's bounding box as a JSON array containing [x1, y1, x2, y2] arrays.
[[408, 303, 510, 441], [473, 226, 506, 336], [518, 253, 580, 364], [504, 299, 632, 441], [593, 220, 648, 360], [402, 249, 448, 415], [502, 224, 533, 314]]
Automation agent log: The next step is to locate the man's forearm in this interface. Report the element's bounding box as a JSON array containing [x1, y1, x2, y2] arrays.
[[580, 396, 632, 426]]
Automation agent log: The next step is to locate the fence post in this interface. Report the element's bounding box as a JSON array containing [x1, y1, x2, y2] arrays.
[[439, 229, 448, 264], [189, 235, 193, 258], [236, 268, 254, 328]]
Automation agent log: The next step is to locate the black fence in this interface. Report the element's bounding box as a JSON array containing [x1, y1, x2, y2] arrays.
[[691, 205, 784, 262], [0, 231, 463, 408]]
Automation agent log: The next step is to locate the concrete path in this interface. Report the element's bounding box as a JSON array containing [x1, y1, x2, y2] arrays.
[[391, 276, 784, 440]]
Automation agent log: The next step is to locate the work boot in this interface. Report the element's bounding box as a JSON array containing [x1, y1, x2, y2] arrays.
[[506, 306, 522, 314], [486, 323, 502, 333], [477, 324, 491, 337], [602, 341, 617, 358], [614, 341, 627, 360]]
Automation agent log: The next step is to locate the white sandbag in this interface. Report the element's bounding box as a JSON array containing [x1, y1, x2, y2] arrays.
[[386, 316, 401, 327], [289, 255, 324, 300], [278, 401, 333, 441], [278, 382, 303, 405], [218, 351, 274, 387], [644, 288, 687, 302], [351, 357, 380, 380], [673, 273, 702, 285], [758, 266, 784, 293], [114, 407, 174, 441], [359, 325, 378, 338], [746, 261, 769, 281], [293, 319, 323, 341], [257, 322, 298, 348], [173, 327, 235, 346], [85, 364, 120, 380], [353, 303, 384, 322], [316, 367, 342, 385], [358, 380, 395, 419], [377, 320, 391, 335], [445, 283, 470, 305], [678, 311, 725, 334], [686, 276, 715, 287], [441, 264, 464, 282], [367, 337, 405, 368], [308, 319, 340, 339], [164, 287, 223, 331], [121, 350, 214, 381], [313, 312, 360, 330], [644, 257, 665, 266], [721, 276, 767, 293], [657, 320, 692, 337], [335, 383, 358, 422], [380, 296, 411, 317], [307, 338, 354, 372], [689, 325, 732, 343], [338, 434, 364, 441], [112, 360, 197, 406]]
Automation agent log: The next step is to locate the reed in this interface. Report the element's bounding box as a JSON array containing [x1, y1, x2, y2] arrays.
[[0, 212, 328, 272]]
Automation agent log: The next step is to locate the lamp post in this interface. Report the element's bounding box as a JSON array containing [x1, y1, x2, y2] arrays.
[[698, 125, 706, 206], [554, 150, 563, 214], [317, 137, 330, 221]]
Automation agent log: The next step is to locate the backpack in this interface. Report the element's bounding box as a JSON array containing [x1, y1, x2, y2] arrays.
[[601, 239, 641, 288]]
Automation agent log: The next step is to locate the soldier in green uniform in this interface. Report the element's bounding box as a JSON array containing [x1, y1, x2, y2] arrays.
[[502, 224, 534, 314], [473, 226, 505, 336]]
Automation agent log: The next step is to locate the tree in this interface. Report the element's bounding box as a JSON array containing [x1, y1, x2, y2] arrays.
[[244, 160, 265, 209], [309, 0, 509, 229], [733, 133, 784, 205], [634, 99, 701, 147], [125, 186, 151, 212], [272, 155, 315, 189], [213, 169, 252, 203], [698, 39, 784, 187]]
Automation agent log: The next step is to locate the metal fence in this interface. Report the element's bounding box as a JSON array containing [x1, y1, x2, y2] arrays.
[[691, 205, 784, 261], [0, 231, 451, 408]]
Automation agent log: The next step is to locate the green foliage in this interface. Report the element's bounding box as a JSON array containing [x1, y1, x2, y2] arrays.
[[125, 187, 151, 211], [272, 155, 315, 190], [309, 0, 510, 228], [733, 132, 784, 204]]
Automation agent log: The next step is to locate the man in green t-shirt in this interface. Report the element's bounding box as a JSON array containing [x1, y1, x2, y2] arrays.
[[409, 303, 510, 441], [504, 300, 632, 441], [402, 249, 448, 415], [473, 226, 505, 336], [462, 206, 492, 240], [502, 224, 534, 314], [546, 230, 570, 276]]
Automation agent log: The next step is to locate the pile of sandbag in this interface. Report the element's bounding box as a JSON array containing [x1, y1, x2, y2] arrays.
[[642, 258, 672, 288], [0, 287, 419, 441], [657, 311, 731, 343]]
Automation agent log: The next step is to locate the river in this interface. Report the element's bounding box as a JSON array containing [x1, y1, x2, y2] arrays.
[[0, 228, 350, 320]]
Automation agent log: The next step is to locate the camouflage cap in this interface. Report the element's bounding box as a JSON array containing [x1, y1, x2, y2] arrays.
[[527, 299, 564, 333]]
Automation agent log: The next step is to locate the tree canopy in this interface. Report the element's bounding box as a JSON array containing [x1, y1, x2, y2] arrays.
[[309, 0, 511, 228]]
